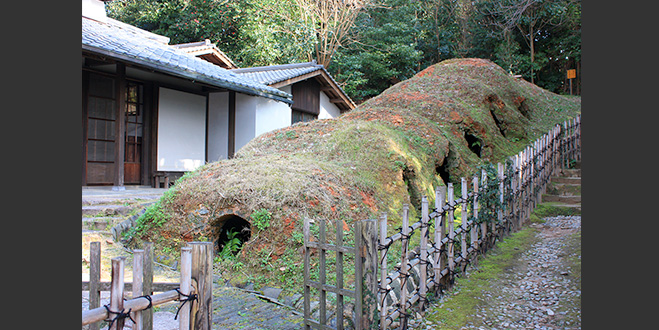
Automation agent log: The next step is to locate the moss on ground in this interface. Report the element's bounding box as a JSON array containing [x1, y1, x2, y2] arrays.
[[424, 228, 539, 328]]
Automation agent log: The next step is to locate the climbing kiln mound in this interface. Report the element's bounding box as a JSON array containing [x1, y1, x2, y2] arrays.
[[129, 58, 580, 292]]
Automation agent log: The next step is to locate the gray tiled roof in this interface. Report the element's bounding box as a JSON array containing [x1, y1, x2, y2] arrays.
[[232, 62, 321, 85], [82, 16, 292, 103], [232, 61, 356, 110]]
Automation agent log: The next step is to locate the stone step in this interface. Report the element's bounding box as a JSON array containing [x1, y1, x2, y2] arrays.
[[82, 204, 134, 217], [82, 216, 124, 231], [555, 168, 581, 178], [542, 194, 581, 205], [546, 182, 581, 196], [550, 176, 581, 185]]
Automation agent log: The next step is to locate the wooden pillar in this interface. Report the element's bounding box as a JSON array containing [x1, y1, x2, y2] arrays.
[[190, 242, 213, 330], [227, 91, 236, 158], [113, 62, 126, 190], [82, 70, 89, 186]]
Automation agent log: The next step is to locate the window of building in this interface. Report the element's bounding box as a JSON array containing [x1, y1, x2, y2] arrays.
[[292, 109, 316, 124]]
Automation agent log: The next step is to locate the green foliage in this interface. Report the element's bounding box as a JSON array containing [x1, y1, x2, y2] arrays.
[[107, 0, 580, 100], [123, 201, 171, 240], [217, 229, 243, 260], [474, 163, 502, 224], [250, 208, 272, 231]]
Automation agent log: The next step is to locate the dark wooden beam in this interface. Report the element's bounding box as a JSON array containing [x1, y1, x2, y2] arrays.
[[82, 71, 89, 186], [228, 91, 236, 158], [113, 63, 126, 189]]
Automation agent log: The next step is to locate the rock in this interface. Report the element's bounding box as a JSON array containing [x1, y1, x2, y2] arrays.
[[261, 287, 283, 300], [546, 308, 555, 316]]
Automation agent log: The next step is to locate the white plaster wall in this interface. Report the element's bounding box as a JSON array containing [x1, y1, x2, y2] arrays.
[[234, 93, 257, 153], [208, 92, 229, 161], [255, 97, 291, 137], [157, 87, 206, 171], [319, 91, 342, 119]]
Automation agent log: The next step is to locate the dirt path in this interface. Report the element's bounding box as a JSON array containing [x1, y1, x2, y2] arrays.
[[421, 215, 581, 329]]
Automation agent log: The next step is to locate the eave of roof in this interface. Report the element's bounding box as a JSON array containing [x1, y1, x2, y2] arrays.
[[172, 39, 239, 69], [81, 17, 291, 104], [232, 61, 356, 111]]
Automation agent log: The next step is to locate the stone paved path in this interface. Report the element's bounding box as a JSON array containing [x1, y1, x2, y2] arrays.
[[420, 215, 581, 329], [211, 286, 303, 329]]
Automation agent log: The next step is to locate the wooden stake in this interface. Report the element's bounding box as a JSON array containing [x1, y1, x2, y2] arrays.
[[89, 242, 101, 330], [132, 249, 144, 330], [303, 218, 311, 330], [190, 242, 213, 330], [434, 186, 446, 288], [179, 247, 192, 330], [399, 205, 410, 330], [142, 242, 153, 330], [109, 257, 126, 330], [379, 213, 388, 330], [447, 184, 455, 274], [460, 178, 468, 264], [419, 196, 429, 312], [336, 218, 345, 330]]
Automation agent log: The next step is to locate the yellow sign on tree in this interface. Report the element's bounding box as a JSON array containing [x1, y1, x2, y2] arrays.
[[567, 69, 576, 79]]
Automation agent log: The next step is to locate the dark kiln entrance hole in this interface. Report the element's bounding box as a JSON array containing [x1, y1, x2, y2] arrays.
[[464, 132, 482, 157], [214, 214, 251, 255]]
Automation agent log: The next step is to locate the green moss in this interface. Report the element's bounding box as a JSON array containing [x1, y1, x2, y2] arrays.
[[425, 227, 538, 328]]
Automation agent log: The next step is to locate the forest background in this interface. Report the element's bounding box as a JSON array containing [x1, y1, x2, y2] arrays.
[[106, 0, 581, 104]]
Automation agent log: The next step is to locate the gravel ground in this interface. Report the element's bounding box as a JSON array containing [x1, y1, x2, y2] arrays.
[[419, 216, 582, 329]]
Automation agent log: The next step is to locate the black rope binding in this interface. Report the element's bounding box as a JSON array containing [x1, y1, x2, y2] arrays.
[[174, 288, 198, 320], [135, 294, 153, 310], [103, 305, 135, 329]]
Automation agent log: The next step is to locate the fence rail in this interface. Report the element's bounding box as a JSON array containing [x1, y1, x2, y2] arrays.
[[82, 241, 214, 330], [303, 115, 581, 329]]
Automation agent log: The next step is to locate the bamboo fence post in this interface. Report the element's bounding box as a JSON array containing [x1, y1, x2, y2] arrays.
[[354, 219, 363, 330], [497, 163, 505, 238], [577, 116, 581, 160], [132, 249, 144, 330], [179, 246, 192, 330], [472, 175, 479, 250], [379, 213, 388, 330], [398, 205, 410, 330], [336, 218, 345, 330], [109, 257, 126, 330], [319, 219, 327, 326], [564, 120, 568, 166], [434, 186, 446, 288], [519, 150, 525, 227], [419, 196, 429, 312], [142, 242, 153, 330], [303, 218, 311, 330], [89, 241, 101, 330], [362, 219, 379, 330], [480, 169, 487, 245], [447, 184, 455, 275], [460, 177, 468, 267], [190, 241, 213, 330], [531, 143, 536, 209]]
